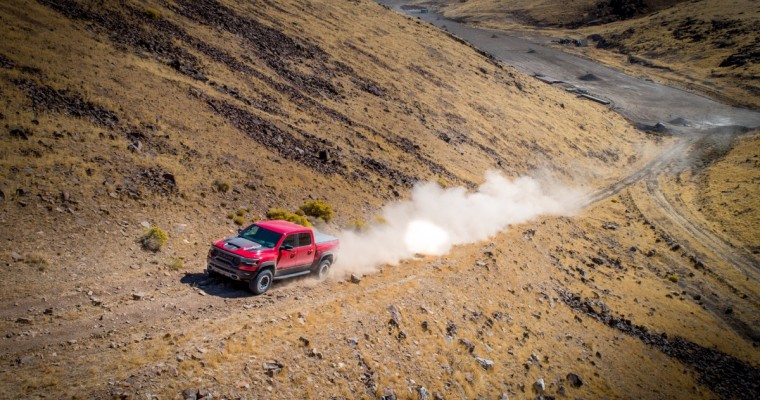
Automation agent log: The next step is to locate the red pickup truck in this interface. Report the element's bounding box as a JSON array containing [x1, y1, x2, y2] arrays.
[[207, 220, 339, 294]]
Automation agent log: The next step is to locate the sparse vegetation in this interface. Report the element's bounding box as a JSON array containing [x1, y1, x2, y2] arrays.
[[213, 179, 231, 193], [140, 226, 168, 252], [143, 8, 159, 20], [347, 218, 367, 232], [299, 200, 334, 223], [374, 216, 388, 224], [668, 273, 680, 283], [233, 215, 245, 225], [266, 208, 312, 227], [436, 177, 448, 188], [25, 254, 49, 271], [167, 257, 183, 271]]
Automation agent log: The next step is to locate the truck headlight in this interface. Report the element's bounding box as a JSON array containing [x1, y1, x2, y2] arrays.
[[240, 257, 259, 267]]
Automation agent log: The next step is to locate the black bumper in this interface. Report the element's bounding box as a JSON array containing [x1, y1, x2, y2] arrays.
[[207, 260, 255, 281]]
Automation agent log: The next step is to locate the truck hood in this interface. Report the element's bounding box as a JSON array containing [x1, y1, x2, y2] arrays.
[[221, 236, 262, 251]]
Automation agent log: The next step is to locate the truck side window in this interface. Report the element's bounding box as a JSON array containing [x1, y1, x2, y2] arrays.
[[297, 233, 312, 247], [282, 234, 298, 248]]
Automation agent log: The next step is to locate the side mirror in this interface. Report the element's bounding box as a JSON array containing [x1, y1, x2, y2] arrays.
[[280, 244, 293, 252]]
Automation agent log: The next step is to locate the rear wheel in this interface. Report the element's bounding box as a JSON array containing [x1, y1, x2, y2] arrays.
[[250, 269, 273, 295], [316, 258, 332, 280]]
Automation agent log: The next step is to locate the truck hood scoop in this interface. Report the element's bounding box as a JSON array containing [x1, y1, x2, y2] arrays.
[[223, 237, 262, 251]]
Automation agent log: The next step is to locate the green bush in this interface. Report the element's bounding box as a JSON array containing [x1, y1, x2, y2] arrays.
[[141, 226, 168, 252], [233, 215, 246, 226], [299, 200, 334, 223], [167, 257, 183, 271], [213, 179, 231, 193], [236, 208, 246, 216], [143, 8, 159, 20], [267, 208, 312, 227], [348, 219, 367, 232], [667, 274, 679, 283]]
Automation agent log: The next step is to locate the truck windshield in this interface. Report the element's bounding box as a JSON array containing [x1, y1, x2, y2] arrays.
[[238, 225, 282, 248]]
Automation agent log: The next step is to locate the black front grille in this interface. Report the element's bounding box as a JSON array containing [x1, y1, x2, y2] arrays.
[[214, 249, 238, 267]]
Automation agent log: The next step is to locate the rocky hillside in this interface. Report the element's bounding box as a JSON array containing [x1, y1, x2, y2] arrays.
[[1, 0, 758, 399]]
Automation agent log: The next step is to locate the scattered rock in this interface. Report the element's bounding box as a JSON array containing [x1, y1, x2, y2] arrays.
[[534, 378, 546, 392], [9, 126, 30, 140], [307, 348, 323, 359], [459, 338, 475, 353], [263, 360, 283, 376], [350, 274, 362, 284], [381, 388, 397, 400], [417, 386, 430, 400], [602, 222, 618, 230], [182, 388, 197, 400], [132, 292, 145, 301], [11, 252, 23, 262], [298, 336, 310, 347], [388, 304, 402, 328], [475, 357, 494, 370], [567, 372, 583, 387], [15, 317, 33, 324], [16, 355, 34, 366]]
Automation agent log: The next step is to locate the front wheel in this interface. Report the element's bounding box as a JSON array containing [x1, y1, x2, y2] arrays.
[[250, 269, 273, 295], [316, 259, 332, 280]]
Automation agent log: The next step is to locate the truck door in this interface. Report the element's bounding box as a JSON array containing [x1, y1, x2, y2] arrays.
[[278, 234, 300, 270], [296, 232, 315, 268]]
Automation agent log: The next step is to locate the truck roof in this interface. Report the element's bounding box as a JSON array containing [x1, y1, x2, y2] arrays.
[[256, 220, 312, 234]]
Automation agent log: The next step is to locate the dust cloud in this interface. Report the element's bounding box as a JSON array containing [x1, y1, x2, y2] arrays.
[[332, 171, 583, 276]]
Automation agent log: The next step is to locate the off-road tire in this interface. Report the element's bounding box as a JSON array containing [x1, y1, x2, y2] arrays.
[[250, 269, 273, 295], [316, 258, 332, 280]]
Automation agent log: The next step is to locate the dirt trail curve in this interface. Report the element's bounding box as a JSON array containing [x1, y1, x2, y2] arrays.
[[379, 0, 760, 340]]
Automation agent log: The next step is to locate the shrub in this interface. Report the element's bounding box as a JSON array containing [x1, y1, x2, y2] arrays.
[[267, 208, 312, 227], [226, 212, 235, 219], [143, 8, 159, 20], [233, 215, 245, 226], [25, 254, 49, 271], [436, 177, 448, 188], [348, 219, 367, 232], [373, 216, 388, 224], [141, 226, 168, 252], [667, 274, 679, 283], [167, 257, 183, 271], [213, 179, 231, 193], [299, 200, 334, 223], [236, 208, 245, 216]]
